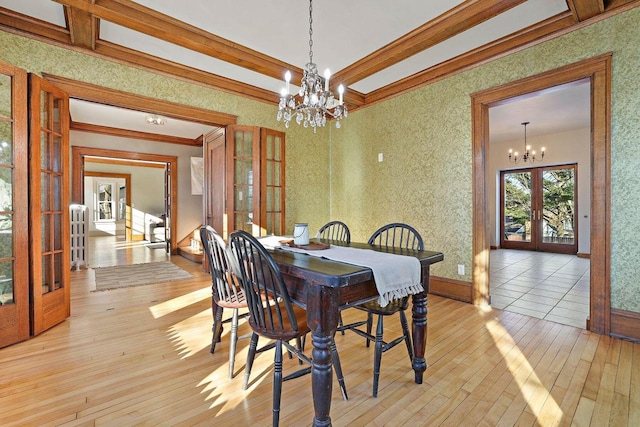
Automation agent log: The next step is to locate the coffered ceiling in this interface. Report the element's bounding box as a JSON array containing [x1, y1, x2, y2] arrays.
[[0, 1, 636, 140]]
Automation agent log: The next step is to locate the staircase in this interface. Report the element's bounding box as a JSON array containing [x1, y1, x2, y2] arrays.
[[178, 229, 203, 263]]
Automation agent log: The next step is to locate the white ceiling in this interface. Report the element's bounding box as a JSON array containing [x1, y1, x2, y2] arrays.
[[1, 0, 590, 141]]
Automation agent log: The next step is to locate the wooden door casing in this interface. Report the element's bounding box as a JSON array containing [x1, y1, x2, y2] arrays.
[[28, 74, 71, 336]]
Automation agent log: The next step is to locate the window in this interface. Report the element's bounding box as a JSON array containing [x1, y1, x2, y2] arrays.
[[96, 182, 114, 221]]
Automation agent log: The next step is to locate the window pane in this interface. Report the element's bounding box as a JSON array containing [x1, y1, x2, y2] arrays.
[[503, 172, 532, 242], [0, 261, 13, 305], [0, 74, 11, 118], [41, 255, 51, 294], [54, 252, 62, 290], [53, 135, 62, 172], [243, 131, 253, 157], [41, 172, 50, 210], [0, 214, 13, 259], [42, 215, 51, 252], [274, 136, 281, 161], [542, 168, 576, 245], [40, 91, 47, 128], [0, 121, 13, 165], [40, 130, 49, 170], [53, 175, 62, 211], [52, 97, 61, 133], [0, 167, 12, 209], [53, 213, 62, 250]]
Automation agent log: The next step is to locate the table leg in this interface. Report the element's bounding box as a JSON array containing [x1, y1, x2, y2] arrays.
[[306, 285, 338, 427], [411, 291, 428, 384]]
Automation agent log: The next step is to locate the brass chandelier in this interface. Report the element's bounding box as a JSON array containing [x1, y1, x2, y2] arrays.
[[508, 121, 545, 163]]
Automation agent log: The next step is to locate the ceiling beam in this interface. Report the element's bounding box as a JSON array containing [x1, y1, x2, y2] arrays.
[[568, 0, 605, 21], [333, 0, 527, 87], [43, 73, 237, 126], [0, 7, 70, 44], [365, 12, 576, 106], [64, 3, 96, 49], [53, 0, 296, 81], [70, 121, 203, 146], [93, 40, 282, 105]]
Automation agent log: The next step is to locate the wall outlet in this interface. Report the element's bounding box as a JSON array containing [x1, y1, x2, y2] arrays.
[[457, 264, 465, 276], [378, 152, 383, 162]]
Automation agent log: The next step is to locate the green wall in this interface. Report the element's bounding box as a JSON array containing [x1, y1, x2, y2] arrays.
[[2, 6, 640, 313], [0, 29, 332, 241], [330, 7, 640, 312]]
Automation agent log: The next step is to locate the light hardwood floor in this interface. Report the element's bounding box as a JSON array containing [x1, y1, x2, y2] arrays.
[[0, 238, 638, 426]]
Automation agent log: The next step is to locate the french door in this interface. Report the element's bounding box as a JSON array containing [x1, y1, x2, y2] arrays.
[[225, 125, 285, 237], [500, 164, 577, 254], [28, 74, 70, 335], [0, 63, 29, 348]]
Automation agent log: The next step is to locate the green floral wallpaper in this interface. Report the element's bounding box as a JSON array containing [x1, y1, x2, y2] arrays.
[[330, 7, 640, 312], [2, 6, 640, 313], [0, 30, 332, 239]]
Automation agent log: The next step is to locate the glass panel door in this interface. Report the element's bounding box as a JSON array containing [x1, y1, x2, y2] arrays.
[[540, 165, 577, 253], [500, 165, 577, 254], [501, 170, 535, 250], [29, 74, 70, 336], [260, 128, 285, 236], [0, 63, 29, 348], [227, 126, 260, 235]]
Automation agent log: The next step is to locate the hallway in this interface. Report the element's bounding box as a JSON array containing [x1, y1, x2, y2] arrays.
[[489, 249, 590, 329]]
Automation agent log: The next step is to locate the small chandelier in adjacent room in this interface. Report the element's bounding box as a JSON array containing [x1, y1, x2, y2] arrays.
[[508, 121, 545, 164], [276, 0, 347, 132], [146, 115, 166, 125]]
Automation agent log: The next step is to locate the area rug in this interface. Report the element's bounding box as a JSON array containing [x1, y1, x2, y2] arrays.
[[93, 261, 194, 291]]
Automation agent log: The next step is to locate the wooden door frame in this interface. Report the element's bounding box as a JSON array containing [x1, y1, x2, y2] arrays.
[[42, 74, 237, 255], [72, 147, 179, 253], [471, 53, 611, 334]]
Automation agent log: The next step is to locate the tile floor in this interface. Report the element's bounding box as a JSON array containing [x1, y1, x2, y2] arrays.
[[490, 249, 590, 329]]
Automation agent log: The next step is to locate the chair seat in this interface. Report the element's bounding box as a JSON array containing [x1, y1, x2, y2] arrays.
[[249, 303, 309, 341], [216, 287, 247, 309]]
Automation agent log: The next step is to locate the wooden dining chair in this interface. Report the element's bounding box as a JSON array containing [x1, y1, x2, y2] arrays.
[[200, 226, 249, 379], [316, 220, 351, 243], [229, 230, 348, 427], [339, 222, 424, 397]]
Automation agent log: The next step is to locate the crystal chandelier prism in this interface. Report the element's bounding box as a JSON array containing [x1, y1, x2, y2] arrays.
[[276, 0, 347, 133], [508, 122, 545, 164]]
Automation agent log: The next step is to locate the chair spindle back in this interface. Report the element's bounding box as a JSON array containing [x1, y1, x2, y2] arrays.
[[368, 222, 424, 251], [229, 230, 300, 338], [200, 226, 243, 304], [316, 220, 351, 243]]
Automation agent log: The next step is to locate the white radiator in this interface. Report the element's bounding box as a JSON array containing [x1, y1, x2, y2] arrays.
[[70, 204, 88, 270]]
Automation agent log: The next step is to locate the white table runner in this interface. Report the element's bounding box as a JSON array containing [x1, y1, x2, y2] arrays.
[[259, 237, 422, 307]]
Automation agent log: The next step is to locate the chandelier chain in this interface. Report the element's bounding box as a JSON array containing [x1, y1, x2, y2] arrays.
[[309, 0, 313, 64]]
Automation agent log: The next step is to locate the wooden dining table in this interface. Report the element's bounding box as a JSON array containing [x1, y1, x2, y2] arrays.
[[267, 240, 444, 427]]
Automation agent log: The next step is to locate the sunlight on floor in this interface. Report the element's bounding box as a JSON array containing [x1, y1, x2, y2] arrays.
[[167, 308, 213, 358], [149, 286, 210, 318], [486, 318, 562, 422]]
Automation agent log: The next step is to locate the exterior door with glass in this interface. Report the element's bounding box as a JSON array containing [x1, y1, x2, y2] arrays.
[[500, 164, 577, 254]]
